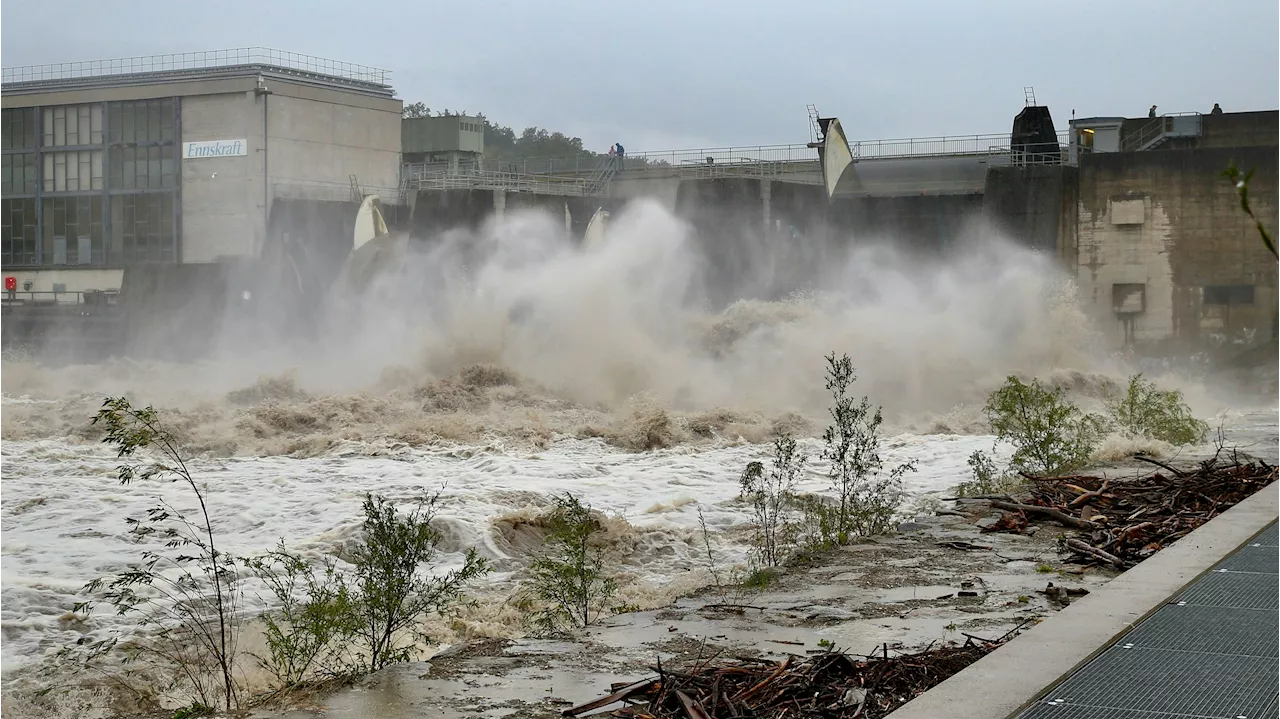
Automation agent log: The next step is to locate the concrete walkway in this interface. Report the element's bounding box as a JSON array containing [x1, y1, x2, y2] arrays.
[[886, 483, 1279, 719]]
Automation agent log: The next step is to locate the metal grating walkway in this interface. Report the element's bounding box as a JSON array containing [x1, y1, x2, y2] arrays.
[[1017, 521, 1280, 719]]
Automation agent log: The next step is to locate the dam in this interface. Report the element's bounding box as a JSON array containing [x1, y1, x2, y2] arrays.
[[1, 48, 1275, 363]]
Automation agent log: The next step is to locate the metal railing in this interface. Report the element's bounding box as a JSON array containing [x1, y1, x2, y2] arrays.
[[408, 170, 592, 197], [2, 47, 391, 86], [445, 130, 1081, 184], [398, 129, 1084, 195], [2, 290, 119, 306], [622, 144, 818, 170], [1120, 112, 1202, 152]]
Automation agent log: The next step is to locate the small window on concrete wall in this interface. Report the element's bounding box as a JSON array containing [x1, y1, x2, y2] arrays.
[[1109, 198, 1145, 225], [1112, 283, 1146, 313], [1203, 285, 1255, 305]]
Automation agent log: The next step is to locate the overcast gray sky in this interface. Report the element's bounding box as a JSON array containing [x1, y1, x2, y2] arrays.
[[4, 0, 1277, 151]]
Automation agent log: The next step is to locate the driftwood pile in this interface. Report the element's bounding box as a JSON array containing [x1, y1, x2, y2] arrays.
[[563, 636, 1008, 719], [982, 455, 1276, 568]]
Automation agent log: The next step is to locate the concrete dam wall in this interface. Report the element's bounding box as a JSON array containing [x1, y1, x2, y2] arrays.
[[406, 179, 994, 309]]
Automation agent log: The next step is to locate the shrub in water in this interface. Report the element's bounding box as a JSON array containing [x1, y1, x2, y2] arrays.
[[523, 493, 618, 634], [984, 376, 1105, 476], [1107, 374, 1207, 446]]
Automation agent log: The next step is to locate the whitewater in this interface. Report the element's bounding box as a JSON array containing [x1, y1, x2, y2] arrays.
[[1, 200, 1273, 715]]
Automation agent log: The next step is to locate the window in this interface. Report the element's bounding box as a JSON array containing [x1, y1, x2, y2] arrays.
[[1112, 283, 1146, 314], [1, 198, 38, 266], [111, 194, 175, 263], [42, 196, 105, 265], [2, 108, 37, 150], [1203, 285, 1255, 305], [107, 99, 175, 144], [42, 150, 105, 192], [1, 153, 38, 194], [42, 104, 104, 147], [108, 145, 176, 189]]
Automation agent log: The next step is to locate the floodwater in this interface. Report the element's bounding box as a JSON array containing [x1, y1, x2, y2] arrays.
[[2, 203, 1275, 717]]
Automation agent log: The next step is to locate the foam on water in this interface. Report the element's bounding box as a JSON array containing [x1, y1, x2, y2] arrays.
[[0, 431, 996, 673]]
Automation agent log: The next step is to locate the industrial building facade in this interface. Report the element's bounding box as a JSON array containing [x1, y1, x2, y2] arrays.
[[1, 48, 402, 294]]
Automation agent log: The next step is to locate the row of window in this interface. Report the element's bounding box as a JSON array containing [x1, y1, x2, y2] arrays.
[[1, 99, 177, 150], [2, 146, 179, 194], [1, 195, 176, 266]]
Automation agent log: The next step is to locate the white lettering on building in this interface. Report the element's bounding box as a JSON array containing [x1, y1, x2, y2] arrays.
[[182, 139, 248, 159]]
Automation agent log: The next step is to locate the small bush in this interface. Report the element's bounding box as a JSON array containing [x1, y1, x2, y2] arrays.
[[740, 567, 780, 590], [740, 435, 807, 568], [1107, 374, 1207, 446], [955, 450, 1024, 498], [524, 493, 618, 634], [244, 491, 489, 687], [816, 353, 916, 541], [984, 376, 1105, 476], [242, 545, 356, 689], [345, 493, 491, 672]]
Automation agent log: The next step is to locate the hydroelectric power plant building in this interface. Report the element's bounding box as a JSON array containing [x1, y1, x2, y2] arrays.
[[1, 48, 402, 295]]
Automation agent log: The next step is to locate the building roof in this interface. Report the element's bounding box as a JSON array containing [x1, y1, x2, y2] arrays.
[[2, 47, 395, 99]]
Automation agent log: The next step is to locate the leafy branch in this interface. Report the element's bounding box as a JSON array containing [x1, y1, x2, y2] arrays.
[[1222, 162, 1277, 259]]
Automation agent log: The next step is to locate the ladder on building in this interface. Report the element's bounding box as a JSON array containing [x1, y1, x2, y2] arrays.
[[584, 154, 619, 195], [1023, 86, 1037, 107], [807, 104, 823, 143]]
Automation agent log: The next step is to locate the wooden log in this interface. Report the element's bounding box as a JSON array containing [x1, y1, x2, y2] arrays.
[[1065, 538, 1126, 567], [990, 500, 1099, 529], [561, 678, 656, 717], [676, 690, 712, 719], [1133, 455, 1187, 476]]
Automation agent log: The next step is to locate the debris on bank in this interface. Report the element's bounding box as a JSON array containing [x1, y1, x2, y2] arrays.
[[563, 632, 1018, 719], [980, 454, 1276, 567]]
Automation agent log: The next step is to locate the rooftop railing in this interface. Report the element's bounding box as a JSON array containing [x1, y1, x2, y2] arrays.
[[2, 47, 391, 86]]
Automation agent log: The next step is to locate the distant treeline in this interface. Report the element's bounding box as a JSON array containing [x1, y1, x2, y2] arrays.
[[402, 102, 601, 161]]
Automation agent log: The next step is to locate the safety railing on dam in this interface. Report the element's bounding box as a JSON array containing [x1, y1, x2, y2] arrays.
[[402, 168, 593, 197], [399, 130, 1079, 195]]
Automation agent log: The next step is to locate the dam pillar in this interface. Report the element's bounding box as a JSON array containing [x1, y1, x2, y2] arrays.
[[493, 189, 506, 219], [760, 179, 772, 233]]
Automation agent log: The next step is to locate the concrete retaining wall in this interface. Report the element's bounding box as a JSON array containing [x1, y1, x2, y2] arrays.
[[1075, 147, 1278, 351], [983, 165, 1079, 256]]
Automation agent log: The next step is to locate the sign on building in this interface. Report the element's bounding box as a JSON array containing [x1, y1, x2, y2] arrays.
[[182, 139, 248, 159]]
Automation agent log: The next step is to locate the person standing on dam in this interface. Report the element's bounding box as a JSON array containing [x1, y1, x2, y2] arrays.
[[615, 142, 625, 170], [1149, 105, 1158, 118]]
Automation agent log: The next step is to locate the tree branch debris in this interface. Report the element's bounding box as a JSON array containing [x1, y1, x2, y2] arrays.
[[982, 456, 1275, 567], [563, 636, 1012, 718]]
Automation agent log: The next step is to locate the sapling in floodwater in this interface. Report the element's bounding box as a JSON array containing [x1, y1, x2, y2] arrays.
[[70, 397, 242, 712], [816, 353, 917, 541], [343, 493, 491, 672], [740, 434, 806, 568], [524, 492, 618, 634]]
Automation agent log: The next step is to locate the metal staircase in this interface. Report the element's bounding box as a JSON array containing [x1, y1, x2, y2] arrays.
[[1121, 112, 1203, 152], [584, 154, 619, 195]]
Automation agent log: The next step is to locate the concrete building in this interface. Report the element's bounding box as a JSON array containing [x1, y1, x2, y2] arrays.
[[1, 48, 402, 295], [402, 114, 485, 171]]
